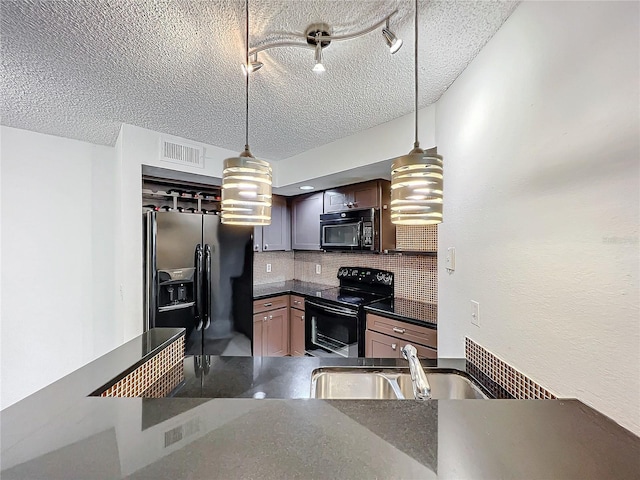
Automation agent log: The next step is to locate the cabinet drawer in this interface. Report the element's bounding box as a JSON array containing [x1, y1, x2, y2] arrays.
[[253, 295, 289, 314], [364, 330, 437, 359], [290, 295, 305, 310], [366, 313, 437, 349]]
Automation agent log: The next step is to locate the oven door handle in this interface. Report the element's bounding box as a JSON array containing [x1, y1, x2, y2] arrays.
[[306, 300, 359, 318]]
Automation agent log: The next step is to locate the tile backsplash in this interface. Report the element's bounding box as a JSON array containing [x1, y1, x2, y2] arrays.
[[466, 338, 556, 400], [396, 225, 437, 251], [294, 251, 437, 304], [254, 251, 295, 285], [253, 225, 438, 303]]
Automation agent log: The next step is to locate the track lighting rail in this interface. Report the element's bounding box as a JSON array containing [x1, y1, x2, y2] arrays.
[[247, 9, 401, 70]]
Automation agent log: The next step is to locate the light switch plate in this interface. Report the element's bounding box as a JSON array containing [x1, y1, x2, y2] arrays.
[[471, 300, 480, 327], [446, 247, 455, 272], [266, 264, 272, 273], [315, 264, 322, 275]]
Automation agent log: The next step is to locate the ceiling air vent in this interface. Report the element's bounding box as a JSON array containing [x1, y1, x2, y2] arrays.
[[160, 138, 204, 169]]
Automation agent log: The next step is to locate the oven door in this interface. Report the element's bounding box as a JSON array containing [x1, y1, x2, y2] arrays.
[[320, 220, 362, 249], [305, 300, 360, 357]]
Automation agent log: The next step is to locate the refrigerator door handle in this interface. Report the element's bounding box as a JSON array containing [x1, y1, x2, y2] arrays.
[[204, 244, 213, 329], [194, 244, 203, 322]]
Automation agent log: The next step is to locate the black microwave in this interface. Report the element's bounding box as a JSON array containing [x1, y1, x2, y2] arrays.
[[320, 208, 378, 251]]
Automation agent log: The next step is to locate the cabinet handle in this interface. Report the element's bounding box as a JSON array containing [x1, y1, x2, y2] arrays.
[[301, 315, 304, 320], [263, 316, 267, 322], [264, 303, 272, 307], [391, 343, 397, 350], [269, 315, 273, 320], [264, 244, 268, 250], [254, 245, 259, 251], [392, 327, 406, 334]]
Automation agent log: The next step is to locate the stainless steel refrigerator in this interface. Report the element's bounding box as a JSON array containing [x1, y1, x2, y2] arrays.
[[145, 211, 254, 355]]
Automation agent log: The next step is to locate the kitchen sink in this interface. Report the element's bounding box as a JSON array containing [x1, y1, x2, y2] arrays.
[[310, 368, 488, 400]]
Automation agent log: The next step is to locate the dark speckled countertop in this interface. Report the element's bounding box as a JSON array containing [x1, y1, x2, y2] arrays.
[[2, 330, 639, 479], [253, 280, 334, 300], [366, 298, 438, 327]]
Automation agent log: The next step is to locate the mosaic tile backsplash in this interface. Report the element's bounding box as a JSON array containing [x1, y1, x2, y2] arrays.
[[99, 336, 184, 398], [254, 251, 295, 285], [396, 225, 437, 251], [466, 338, 556, 400], [294, 251, 437, 304]]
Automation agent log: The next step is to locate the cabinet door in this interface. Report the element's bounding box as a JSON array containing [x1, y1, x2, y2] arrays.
[[253, 312, 265, 356], [323, 189, 350, 213], [290, 307, 305, 356], [262, 195, 290, 251], [292, 192, 323, 250], [253, 227, 263, 252], [350, 181, 379, 210], [265, 307, 289, 356], [365, 330, 403, 358]]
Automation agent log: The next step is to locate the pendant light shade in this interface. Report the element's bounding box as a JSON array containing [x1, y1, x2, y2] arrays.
[[221, 148, 272, 225], [221, 0, 272, 225], [390, 0, 443, 225], [391, 148, 443, 225]]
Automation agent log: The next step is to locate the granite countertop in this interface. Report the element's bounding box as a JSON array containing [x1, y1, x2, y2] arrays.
[[253, 280, 334, 300], [2, 331, 639, 479], [365, 298, 438, 328]]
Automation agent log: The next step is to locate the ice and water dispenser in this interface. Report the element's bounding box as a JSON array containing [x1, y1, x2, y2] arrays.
[[157, 268, 195, 312]]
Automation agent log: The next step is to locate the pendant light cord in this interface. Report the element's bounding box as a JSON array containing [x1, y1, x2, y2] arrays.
[[245, 0, 250, 150], [414, 0, 419, 149]]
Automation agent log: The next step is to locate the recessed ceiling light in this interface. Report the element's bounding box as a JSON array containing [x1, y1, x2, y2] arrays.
[[299, 185, 315, 190]]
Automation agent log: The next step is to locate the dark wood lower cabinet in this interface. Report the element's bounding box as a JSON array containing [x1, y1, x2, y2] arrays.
[[365, 329, 403, 358], [253, 307, 289, 356], [365, 313, 437, 359]]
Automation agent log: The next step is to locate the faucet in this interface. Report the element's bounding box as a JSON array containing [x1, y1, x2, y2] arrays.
[[401, 344, 431, 400]]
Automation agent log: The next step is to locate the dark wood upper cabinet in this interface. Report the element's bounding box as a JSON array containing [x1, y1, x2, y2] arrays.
[[254, 195, 290, 252], [291, 192, 323, 250], [323, 180, 386, 213]]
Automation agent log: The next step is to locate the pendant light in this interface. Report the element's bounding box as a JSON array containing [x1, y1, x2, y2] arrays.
[[221, 0, 272, 226], [390, 0, 443, 225]]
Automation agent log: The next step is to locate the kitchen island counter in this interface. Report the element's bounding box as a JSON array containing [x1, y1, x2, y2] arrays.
[[1, 336, 638, 479]]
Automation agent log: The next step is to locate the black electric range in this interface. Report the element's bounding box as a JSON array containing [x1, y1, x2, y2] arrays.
[[305, 267, 394, 357]]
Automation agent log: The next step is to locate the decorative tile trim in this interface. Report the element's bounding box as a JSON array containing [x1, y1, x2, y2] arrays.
[[465, 338, 556, 400], [99, 336, 184, 398], [142, 362, 185, 398]]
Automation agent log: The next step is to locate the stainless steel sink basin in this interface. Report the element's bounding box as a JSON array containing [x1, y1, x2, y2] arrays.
[[310, 368, 488, 400]]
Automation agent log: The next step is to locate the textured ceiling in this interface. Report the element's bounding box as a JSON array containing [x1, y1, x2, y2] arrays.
[[1, 0, 518, 160]]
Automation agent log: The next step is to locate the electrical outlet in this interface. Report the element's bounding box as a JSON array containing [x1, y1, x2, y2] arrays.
[[315, 264, 322, 275], [266, 263, 272, 273], [471, 300, 480, 326]]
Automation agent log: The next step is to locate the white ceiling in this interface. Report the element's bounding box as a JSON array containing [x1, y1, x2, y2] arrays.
[[1, 0, 518, 160]]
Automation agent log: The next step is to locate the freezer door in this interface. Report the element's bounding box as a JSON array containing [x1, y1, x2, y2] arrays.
[[202, 215, 253, 355], [155, 211, 202, 271]]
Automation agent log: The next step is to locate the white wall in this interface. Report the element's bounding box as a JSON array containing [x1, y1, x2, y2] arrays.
[[0, 126, 117, 408], [276, 106, 436, 187], [436, 1, 639, 434]]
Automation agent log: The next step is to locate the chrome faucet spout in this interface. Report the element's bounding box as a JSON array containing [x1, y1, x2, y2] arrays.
[[401, 344, 431, 400]]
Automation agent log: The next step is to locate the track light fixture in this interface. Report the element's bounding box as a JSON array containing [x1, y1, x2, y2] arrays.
[[382, 19, 403, 54], [242, 9, 402, 73], [312, 43, 325, 73], [241, 53, 263, 75]]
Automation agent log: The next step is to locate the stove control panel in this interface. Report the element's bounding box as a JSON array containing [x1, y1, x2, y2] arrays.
[[337, 267, 394, 286]]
